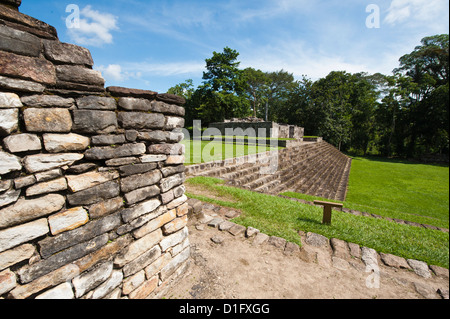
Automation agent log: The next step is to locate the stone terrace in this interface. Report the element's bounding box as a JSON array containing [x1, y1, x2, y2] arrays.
[[186, 141, 352, 202]]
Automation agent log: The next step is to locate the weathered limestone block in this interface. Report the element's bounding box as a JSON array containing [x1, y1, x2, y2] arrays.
[[114, 229, 163, 267], [91, 134, 126, 146], [23, 108, 72, 132], [166, 194, 188, 210], [76, 96, 116, 110], [128, 275, 158, 299], [0, 181, 14, 198], [72, 261, 113, 298], [164, 116, 185, 130], [21, 95, 75, 108], [66, 180, 120, 206], [118, 112, 165, 130], [0, 194, 65, 229], [35, 282, 74, 299], [43, 133, 90, 153], [122, 270, 145, 295], [124, 185, 161, 206], [120, 169, 162, 193], [0, 188, 20, 208], [18, 234, 109, 284], [72, 110, 118, 134], [66, 171, 119, 193], [140, 154, 167, 163], [48, 207, 89, 235], [156, 93, 186, 106], [0, 24, 41, 57], [35, 168, 62, 182], [160, 164, 185, 178], [39, 213, 121, 259], [121, 198, 162, 223], [330, 238, 351, 259], [3, 133, 41, 153], [56, 65, 104, 87], [144, 253, 171, 280], [0, 108, 18, 135], [0, 268, 16, 296], [166, 155, 185, 165], [117, 206, 166, 237], [85, 143, 146, 160], [380, 253, 411, 269], [2, 0, 22, 8], [13, 175, 36, 189], [25, 177, 67, 196], [0, 92, 22, 108], [88, 196, 124, 219], [118, 97, 152, 111], [106, 86, 157, 99], [148, 143, 184, 155], [160, 173, 185, 193], [0, 51, 56, 85], [159, 247, 190, 281], [122, 245, 161, 278], [88, 270, 123, 299], [133, 209, 177, 239], [23, 153, 84, 173], [0, 75, 45, 93], [151, 101, 185, 116], [162, 215, 188, 235], [137, 130, 168, 142], [8, 264, 80, 299], [0, 243, 35, 271], [159, 226, 189, 252], [0, 218, 49, 254], [0, 150, 21, 175], [118, 162, 157, 177], [43, 40, 94, 66], [407, 259, 432, 278], [0, 3, 58, 40]]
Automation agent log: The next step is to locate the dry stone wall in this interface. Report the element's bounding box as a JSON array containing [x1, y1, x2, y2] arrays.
[[0, 1, 190, 299]]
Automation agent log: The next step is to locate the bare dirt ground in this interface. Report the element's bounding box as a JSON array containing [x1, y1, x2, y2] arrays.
[[164, 193, 449, 300]]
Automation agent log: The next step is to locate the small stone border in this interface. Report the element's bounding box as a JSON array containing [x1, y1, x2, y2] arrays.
[[277, 195, 449, 233], [186, 197, 449, 299]]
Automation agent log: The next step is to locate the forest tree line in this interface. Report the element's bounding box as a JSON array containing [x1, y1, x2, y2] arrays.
[[168, 34, 449, 159]]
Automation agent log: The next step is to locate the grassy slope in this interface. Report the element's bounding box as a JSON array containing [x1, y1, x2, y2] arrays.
[[186, 176, 449, 269], [182, 139, 280, 164], [282, 157, 449, 229]]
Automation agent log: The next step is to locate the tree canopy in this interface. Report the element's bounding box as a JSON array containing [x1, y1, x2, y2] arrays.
[[169, 34, 449, 160]]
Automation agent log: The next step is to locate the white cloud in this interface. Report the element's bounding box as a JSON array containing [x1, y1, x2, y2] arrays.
[[384, 0, 449, 28], [96, 64, 141, 83], [68, 5, 119, 47]]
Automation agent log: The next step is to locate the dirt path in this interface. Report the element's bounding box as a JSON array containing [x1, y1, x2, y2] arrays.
[[164, 200, 449, 300]]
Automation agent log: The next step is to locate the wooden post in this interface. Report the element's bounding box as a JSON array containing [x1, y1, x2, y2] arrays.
[[313, 200, 344, 225]]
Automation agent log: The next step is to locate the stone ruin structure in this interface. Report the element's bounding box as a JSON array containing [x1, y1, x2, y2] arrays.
[[0, 0, 190, 299], [210, 118, 304, 140]]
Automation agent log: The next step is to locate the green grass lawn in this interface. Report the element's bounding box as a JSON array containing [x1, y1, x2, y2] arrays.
[[186, 176, 449, 269], [182, 139, 281, 165], [282, 156, 449, 230]]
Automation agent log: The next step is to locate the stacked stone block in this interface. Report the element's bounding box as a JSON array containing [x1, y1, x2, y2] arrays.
[[0, 1, 189, 299]]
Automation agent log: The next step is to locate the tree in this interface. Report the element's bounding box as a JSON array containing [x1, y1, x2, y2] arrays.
[[394, 34, 449, 157], [196, 47, 250, 124], [242, 68, 270, 118]]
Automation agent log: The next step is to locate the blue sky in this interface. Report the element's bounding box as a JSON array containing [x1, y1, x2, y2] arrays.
[[20, 0, 449, 93]]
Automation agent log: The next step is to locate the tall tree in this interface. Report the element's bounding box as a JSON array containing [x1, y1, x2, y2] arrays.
[[196, 47, 250, 124], [242, 68, 270, 118], [394, 34, 449, 156]]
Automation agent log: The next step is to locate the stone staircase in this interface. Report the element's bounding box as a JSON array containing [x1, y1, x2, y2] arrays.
[[186, 141, 352, 202]]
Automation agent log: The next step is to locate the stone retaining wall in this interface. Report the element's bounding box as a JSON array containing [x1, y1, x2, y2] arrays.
[[0, 1, 189, 299]]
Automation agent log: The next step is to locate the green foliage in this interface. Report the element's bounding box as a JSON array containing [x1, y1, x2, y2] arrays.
[[169, 34, 449, 160], [187, 176, 449, 268]]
